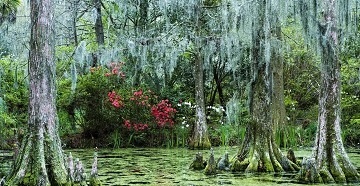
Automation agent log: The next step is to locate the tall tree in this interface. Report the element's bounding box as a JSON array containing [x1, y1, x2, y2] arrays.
[[189, 52, 211, 149], [5, 0, 68, 185], [231, 0, 299, 172], [270, 14, 287, 147], [188, 1, 211, 149], [132, 0, 149, 86], [298, 0, 360, 183], [94, 0, 104, 46], [92, 0, 105, 66]]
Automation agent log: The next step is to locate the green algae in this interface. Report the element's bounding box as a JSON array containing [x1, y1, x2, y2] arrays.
[[1, 148, 360, 185]]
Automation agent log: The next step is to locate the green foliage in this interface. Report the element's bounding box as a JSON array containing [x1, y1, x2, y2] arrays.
[[57, 64, 121, 144], [110, 129, 122, 148], [284, 46, 319, 111], [0, 0, 20, 15], [203, 0, 221, 6], [0, 56, 27, 148], [57, 62, 181, 148], [216, 124, 231, 147], [343, 119, 360, 146], [340, 32, 360, 146]]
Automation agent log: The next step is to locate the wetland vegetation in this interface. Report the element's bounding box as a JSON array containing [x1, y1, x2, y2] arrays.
[[0, 0, 360, 185]]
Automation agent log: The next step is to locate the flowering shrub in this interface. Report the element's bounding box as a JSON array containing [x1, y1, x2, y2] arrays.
[[107, 88, 177, 131], [151, 99, 177, 127], [108, 91, 123, 108], [104, 62, 126, 78], [124, 119, 149, 131], [130, 89, 151, 107], [67, 60, 179, 147]]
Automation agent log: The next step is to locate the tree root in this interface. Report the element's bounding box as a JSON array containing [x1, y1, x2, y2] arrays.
[[231, 140, 300, 173], [298, 156, 360, 184]]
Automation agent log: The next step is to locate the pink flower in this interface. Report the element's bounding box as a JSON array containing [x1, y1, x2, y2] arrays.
[[112, 100, 120, 108], [134, 89, 143, 97], [112, 68, 119, 75], [120, 72, 126, 78], [124, 120, 131, 129]]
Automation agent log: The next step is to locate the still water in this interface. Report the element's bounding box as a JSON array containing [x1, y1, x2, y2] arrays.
[[1, 147, 360, 185]]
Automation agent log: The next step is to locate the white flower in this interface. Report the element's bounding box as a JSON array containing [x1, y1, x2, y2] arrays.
[[184, 102, 191, 106], [186, 124, 189, 128]]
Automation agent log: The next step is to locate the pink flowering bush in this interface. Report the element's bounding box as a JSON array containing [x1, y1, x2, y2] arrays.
[[108, 91, 124, 108], [107, 88, 177, 134], [105, 87, 178, 146], [151, 99, 177, 127], [67, 60, 178, 147]]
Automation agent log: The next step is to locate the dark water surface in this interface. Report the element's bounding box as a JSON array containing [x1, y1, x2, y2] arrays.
[[1, 147, 360, 185]]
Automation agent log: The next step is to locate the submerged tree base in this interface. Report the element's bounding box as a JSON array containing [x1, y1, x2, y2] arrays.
[[5, 133, 69, 186], [231, 143, 300, 173], [231, 123, 300, 173], [189, 137, 211, 150], [298, 157, 359, 184]]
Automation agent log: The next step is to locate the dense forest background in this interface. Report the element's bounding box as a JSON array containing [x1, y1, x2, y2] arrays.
[[0, 0, 359, 149]]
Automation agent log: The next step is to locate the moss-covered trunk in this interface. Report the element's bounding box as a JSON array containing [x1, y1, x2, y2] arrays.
[[231, 59, 298, 172], [132, 0, 149, 87], [189, 53, 211, 150], [188, 1, 211, 150], [231, 0, 298, 172], [5, 0, 68, 185], [270, 16, 287, 147], [298, 0, 359, 183]]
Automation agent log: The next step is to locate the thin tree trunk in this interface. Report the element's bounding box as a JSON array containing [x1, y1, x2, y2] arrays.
[[5, 0, 68, 185], [92, 0, 104, 67], [299, 0, 359, 183], [189, 53, 211, 149], [132, 0, 149, 86], [94, 0, 104, 46], [71, 0, 79, 45]]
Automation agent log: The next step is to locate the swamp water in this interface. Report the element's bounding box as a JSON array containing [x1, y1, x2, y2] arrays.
[[1, 147, 360, 185]]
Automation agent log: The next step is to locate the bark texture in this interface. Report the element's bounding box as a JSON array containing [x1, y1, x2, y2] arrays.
[[94, 0, 104, 46], [189, 53, 211, 150], [270, 17, 287, 147], [298, 0, 359, 183], [5, 0, 68, 185], [132, 0, 149, 86], [231, 0, 298, 172]]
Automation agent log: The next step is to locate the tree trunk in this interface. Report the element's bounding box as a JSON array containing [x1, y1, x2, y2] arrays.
[[189, 53, 211, 149], [5, 0, 68, 185], [231, 0, 298, 172], [94, 0, 104, 46], [270, 17, 287, 147], [132, 0, 149, 86], [71, 0, 79, 45], [298, 0, 359, 183], [92, 0, 104, 67]]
